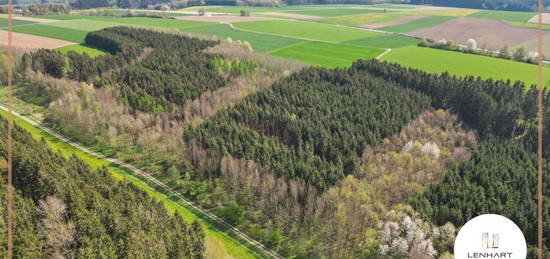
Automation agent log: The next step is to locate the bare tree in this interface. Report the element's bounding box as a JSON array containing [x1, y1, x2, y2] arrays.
[[38, 196, 76, 259]]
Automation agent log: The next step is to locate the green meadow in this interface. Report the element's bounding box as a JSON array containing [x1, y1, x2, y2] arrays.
[[318, 12, 412, 26], [271, 41, 384, 67], [0, 17, 36, 28], [233, 20, 380, 42], [56, 44, 107, 57], [285, 8, 383, 17], [181, 23, 302, 52], [380, 46, 550, 87], [10, 24, 87, 42], [47, 19, 123, 31], [344, 34, 421, 48]]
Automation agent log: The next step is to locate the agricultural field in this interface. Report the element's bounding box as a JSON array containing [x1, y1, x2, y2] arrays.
[[513, 34, 550, 57], [270, 41, 385, 67], [2, 16, 210, 43], [467, 10, 535, 22], [0, 17, 37, 27], [408, 17, 547, 51], [380, 46, 550, 87], [344, 34, 421, 48], [45, 19, 122, 31], [378, 15, 456, 32], [56, 44, 107, 57], [10, 24, 87, 43], [180, 23, 302, 53], [284, 8, 383, 17], [318, 12, 413, 26], [233, 20, 380, 42]]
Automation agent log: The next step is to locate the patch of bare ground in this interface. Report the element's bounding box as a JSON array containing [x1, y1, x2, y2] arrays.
[[0, 31, 74, 50], [175, 15, 272, 23], [528, 13, 550, 24], [259, 12, 321, 20], [361, 15, 428, 29], [356, 109, 479, 208], [408, 17, 549, 50]]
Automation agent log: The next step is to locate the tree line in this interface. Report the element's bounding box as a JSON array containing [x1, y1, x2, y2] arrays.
[[22, 27, 227, 113], [0, 117, 205, 258], [186, 66, 431, 190]]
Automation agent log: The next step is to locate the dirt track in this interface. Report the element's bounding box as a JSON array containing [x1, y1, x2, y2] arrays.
[[408, 17, 548, 51], [0, 31, 74, 50], [361, 15, 427, 29], [175, 15, 272, 23]]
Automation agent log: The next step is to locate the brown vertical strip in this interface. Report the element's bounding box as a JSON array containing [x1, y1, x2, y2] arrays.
[[6, 0, 13, 258], [537, 0, 544, 259]]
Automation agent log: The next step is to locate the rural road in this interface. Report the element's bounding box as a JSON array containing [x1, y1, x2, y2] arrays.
[[0, 104, 284, 259]]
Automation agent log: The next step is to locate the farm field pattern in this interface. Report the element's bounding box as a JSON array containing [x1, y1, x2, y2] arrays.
[[2, 3, 548, 86]]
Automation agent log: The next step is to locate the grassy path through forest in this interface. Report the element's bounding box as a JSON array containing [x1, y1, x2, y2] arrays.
[[0, 105, 283, 259]]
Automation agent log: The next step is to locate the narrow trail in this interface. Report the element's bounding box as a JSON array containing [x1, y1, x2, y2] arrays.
[[0, 105, 285, 259]]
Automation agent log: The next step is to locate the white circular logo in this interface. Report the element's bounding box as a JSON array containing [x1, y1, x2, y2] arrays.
[[454, 214, 527, 259]]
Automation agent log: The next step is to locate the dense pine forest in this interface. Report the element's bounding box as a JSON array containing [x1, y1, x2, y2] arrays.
[[0, 118, 205, 258], [22, 27, 227, 113], [186, 66, 431, 190]]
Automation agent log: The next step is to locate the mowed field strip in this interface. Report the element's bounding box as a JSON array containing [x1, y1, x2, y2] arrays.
[[270, 41, 384, 67]]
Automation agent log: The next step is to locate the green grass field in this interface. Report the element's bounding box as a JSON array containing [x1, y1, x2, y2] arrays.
[[181, 23, 303, 52], [286, 8, 383, 17], [271, 41, 384, 67], [373, 4, 420, 9], [47, 19, 123, 31], [56, 44, 107, 57], [82, 16, 209, 29], [0, 107, 260, 259], [378, 15, 456, 32], [32, 14, 86, 20], [233, 20, 380, 42], [467, 10, 535, 22], [0, 17, 36, 28], [380, 46, 550, 87], [344, 34, 420, 48], [5, 16, 211, 43], [318, 12, 412, 26], [9, 24, 87, 42]]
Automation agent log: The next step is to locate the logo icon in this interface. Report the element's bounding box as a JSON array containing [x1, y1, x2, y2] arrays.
[[482, 232, 499, 249], [454, 214, 526, 259]]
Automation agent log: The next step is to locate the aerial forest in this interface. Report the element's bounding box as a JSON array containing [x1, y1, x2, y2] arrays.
[[8, 25, 550, 258], [0, 118, 205, 258]]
